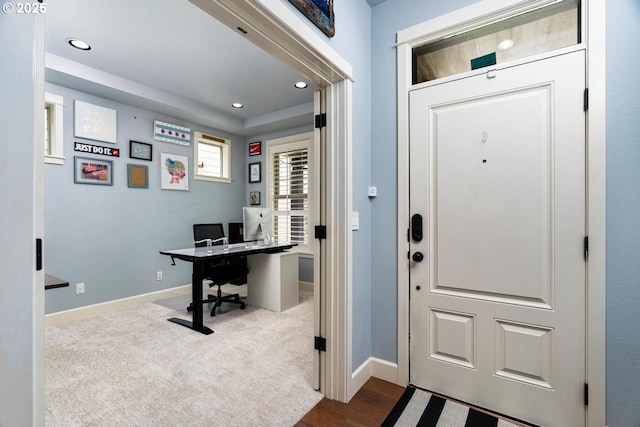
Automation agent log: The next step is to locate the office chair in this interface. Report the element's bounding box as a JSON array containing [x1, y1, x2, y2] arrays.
[[187, 223, 248, 316]]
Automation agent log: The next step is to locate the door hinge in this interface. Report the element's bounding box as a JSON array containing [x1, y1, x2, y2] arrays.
[[36, 238, 43, 271], [315, 113, 327, 129], [314, 336, 326, 352], [584, 383, 589, 406], [584, 236, 589, 261], [583, 88, 589, 112], [315, 225, 327, 240]]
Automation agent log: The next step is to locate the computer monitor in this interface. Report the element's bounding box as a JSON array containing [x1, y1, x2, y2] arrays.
[[242, 207, 274, 244]]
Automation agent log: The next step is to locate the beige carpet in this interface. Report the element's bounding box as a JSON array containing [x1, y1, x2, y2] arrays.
[[45, 286, 322, 426]]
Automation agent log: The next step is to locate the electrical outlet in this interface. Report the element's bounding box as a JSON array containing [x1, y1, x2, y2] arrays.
[[156, 271, 163, 281], [76, 283, 85, 295]]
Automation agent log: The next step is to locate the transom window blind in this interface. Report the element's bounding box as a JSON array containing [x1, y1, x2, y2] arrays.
[[270, 148, 309, 245]]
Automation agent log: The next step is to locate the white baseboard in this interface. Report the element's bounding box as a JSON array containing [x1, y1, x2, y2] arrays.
[[350, 357, 399, 400], [45, 285, 191, 327]]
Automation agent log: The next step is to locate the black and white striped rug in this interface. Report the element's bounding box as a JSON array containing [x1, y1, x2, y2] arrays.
[[382, 386, 533, 427]]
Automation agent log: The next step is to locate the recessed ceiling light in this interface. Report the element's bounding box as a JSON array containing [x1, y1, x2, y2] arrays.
[[498, 39, 514, 50], [294, 81, 308, 89], [231, 102, 244, 109], [67, 38, 92, 51]]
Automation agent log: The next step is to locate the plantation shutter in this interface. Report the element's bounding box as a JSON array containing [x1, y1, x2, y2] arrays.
[[270, 148, 309, 245]]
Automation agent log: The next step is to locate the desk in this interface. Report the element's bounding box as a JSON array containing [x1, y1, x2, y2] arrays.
[[45, 273, 69, 290], [247, 252, 299, 312], [159, 242, 296, 335]]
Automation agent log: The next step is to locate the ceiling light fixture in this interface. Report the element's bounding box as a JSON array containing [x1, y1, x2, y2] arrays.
[[67, 38, 92, 51], [498, 39, 514, 50], [231, 102, 244, 109], [294, 81, 308, 89]]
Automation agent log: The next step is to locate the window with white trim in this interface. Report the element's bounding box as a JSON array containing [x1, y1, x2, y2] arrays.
[[267, 134, 313, 251], [44, 92, 64, 165], [193, 131, 232, 183]]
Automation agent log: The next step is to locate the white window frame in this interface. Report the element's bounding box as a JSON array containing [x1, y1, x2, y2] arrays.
[[266, 132, 314, 255], [193, 131, 232, 183], [44, 92, 64, 165]]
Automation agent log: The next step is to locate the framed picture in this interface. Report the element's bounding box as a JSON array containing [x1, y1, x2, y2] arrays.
[[288, 0, 335, 37], [249, 162, 261, 183], [154, 120, 191, 146], [129, 140, 152, 161], [249, 141, 261, 156], [127, 164, 149, 189], [250, 191, 261, 205], [73, 156, 113, 185], [74, 100, 117, 143], [160, 152, 189, 191]]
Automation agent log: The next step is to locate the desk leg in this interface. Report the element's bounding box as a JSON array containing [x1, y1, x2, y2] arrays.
[[168, 261, 213, 335]]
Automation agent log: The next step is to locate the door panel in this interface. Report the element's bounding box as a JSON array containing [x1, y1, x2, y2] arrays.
[[409, 51, 586, 427], [433, 84, 552, 307]]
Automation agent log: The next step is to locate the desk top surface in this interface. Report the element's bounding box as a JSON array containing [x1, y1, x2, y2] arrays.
[[160, 242, 296, 261], [45, 273, 69, 290]]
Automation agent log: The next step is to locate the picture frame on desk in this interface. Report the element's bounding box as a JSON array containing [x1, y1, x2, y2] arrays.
[[249, 162, 261, 183]]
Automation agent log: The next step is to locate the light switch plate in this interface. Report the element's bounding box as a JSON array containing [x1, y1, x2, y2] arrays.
[[352, 212, 359, 231]]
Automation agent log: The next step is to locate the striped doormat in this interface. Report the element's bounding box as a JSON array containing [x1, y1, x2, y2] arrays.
[[381, 386, 535, 427]]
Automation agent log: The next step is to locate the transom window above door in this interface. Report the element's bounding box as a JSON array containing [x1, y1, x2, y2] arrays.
[[412, 0, 580, 84]]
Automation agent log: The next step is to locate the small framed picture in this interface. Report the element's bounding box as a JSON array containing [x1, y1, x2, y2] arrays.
[[127, 164, 149, 189], [74, 156, 113, 185], [249, 141, 261, 156], [250, 191, 261, 205], [129, 140, 152, 161], [249, 162, 261, 183]]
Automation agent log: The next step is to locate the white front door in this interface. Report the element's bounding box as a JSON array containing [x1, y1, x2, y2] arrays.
[[409, 51, 586, 426]]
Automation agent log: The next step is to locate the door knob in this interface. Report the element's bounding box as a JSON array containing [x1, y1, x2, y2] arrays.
[[412, 252, 424, 262]]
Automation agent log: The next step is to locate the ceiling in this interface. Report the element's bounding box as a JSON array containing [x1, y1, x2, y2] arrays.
[[44, 0, 320, 137]]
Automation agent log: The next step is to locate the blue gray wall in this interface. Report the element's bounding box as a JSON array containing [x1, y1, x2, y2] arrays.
[[44, 83, 247, 314], [368, 0, 640, 425], [369, 0, 479, 364], [606, 1, 640, 425], [44, 83, 315, 314]]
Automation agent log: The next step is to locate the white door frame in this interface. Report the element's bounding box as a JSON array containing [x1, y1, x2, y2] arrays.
[[190, 0, 354, 402], [396, 1, 605, 426]]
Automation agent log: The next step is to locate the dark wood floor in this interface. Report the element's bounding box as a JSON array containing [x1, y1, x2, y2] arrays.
[[295, 377, 405, 427]]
